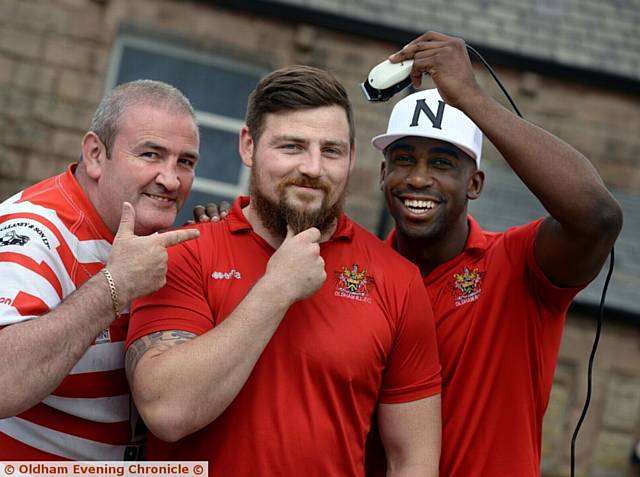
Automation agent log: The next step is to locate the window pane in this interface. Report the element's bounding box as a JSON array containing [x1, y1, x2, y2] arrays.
[[116, 45, 259, 120], [198, 127, 242, 184]]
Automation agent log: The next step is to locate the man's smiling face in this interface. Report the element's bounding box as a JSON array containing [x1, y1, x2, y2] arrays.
[[381, 136, 483, 241]]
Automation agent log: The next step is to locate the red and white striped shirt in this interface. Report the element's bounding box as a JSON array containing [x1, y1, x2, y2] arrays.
[[0, 165, 144, 460]]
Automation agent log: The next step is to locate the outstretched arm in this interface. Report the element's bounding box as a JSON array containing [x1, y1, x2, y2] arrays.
[[391, 31, 622, 286], [0, 203, 199, 417]]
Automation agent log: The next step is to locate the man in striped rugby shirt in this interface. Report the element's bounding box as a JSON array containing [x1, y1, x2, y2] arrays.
[[0, 80, 200, 460]]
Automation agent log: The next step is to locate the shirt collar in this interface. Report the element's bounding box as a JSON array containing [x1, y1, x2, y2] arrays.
[[385, 215, 488, 253], [465, 215, 489, 251], [228, 196, 354, 241], [63, 164, 115, 242]]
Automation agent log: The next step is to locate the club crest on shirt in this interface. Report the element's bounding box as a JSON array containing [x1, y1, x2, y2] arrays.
[[334, 264, 374, 303], [450, 266, 484, 307]]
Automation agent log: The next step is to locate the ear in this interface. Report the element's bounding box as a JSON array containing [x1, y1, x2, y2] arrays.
[[466, 169, 485, 200], [81, 132, 107, 180], [239, 126, 255, 168], [379, 159, 387, 191], [348, 143, 357, 173]]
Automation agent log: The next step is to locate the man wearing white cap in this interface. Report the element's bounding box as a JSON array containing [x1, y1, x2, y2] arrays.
[[366, 31, 623, 477]]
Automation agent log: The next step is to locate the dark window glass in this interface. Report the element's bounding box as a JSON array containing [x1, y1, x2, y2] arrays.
[[198, 128, 242, 185], [116, 46, 258, 119]]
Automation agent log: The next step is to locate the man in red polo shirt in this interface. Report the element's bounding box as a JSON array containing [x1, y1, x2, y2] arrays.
[[367, 31, 623, 476], [125, 66, 442, 476]]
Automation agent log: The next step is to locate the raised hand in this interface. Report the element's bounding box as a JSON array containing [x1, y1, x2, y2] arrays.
[[107, 202, 200, 304], [264, 225, 326, 304], [388, 31, 481, 107]]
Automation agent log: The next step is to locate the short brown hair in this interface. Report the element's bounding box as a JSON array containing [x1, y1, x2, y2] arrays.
[[245, 65, 355, 146]]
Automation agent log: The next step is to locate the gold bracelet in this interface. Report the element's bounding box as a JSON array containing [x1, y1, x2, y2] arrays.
[[101, 268, 120, 318]]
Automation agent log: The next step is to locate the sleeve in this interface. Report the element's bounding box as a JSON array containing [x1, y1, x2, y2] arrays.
[[0, 218, 68, 327], [125, 238, 213, 348], [504, 219, 583, 313], [379, 270, 442, 404]]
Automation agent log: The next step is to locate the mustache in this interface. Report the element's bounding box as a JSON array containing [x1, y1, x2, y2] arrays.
[[280, 177, 330, 193]]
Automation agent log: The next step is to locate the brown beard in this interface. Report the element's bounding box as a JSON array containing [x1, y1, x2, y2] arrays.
[[250, 168, 346, 236]]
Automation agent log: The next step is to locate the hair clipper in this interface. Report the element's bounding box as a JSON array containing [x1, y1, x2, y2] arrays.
[[361, 59, 414, 102]]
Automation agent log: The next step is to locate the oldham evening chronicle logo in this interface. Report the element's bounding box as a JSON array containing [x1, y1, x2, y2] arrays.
[[334, 264, 373, 303], [450, 266, 484, 307]]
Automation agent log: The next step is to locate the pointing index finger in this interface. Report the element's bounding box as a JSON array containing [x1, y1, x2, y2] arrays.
[[158, 228, 200, 248]]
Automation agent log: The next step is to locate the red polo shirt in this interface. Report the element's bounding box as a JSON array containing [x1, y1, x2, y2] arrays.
[[127, 197, 441, 476], [380, 217, 583, 476]]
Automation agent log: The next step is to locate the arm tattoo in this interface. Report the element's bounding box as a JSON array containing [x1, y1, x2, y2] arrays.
[[125, 330, 196, 382]]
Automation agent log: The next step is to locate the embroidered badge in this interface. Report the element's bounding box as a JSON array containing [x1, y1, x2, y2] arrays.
[[334, 264, 373, 303], [450, 266, 484, 307]]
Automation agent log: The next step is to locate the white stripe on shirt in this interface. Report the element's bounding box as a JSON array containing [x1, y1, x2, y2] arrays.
[[0, 417, 134, 460], [42, 394, 130, 423], [69, 342, 125, 375]]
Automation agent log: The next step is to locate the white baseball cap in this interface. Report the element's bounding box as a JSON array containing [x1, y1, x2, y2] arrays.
[[372, 88, 483, 167]]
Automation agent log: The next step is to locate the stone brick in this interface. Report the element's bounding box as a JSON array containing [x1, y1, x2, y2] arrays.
[[33, 97, 93, 130], [601, 374, 640, 431], [0, 89, 34, 119], [57, 70, 104, 104], [195, 12, 270, 53], [53, 156, 75, 174], [591, 430, 635, 476], [102, 0, 160, 33], [12, 62, 58, 94], [0, 26, 42, 60], [13, 1, 69, 34], [65, 2, 110, 42], [541, 362, 577, 476], [51, 130, 82, 157], [54, 0, 95, 8], [598, 162, 640, 190], [0, 178, 29, 202], [0, 1, 18, 24], [541, 385, 571, 469], [42, 35, 95, 70], [344, 195, 383, 234], [1, 117, 52, 153], [0, 54, 16, 84], [24, 155, 62, 183], [0, 145, 26, 180], [91, 47, 111, 76]]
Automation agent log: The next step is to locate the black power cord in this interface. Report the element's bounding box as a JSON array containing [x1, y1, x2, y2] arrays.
[[465, 44, 616, 477], [569, 249, 614, 477]]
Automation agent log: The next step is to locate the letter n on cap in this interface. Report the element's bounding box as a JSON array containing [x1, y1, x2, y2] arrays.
[[410, 99, 446, 130]]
